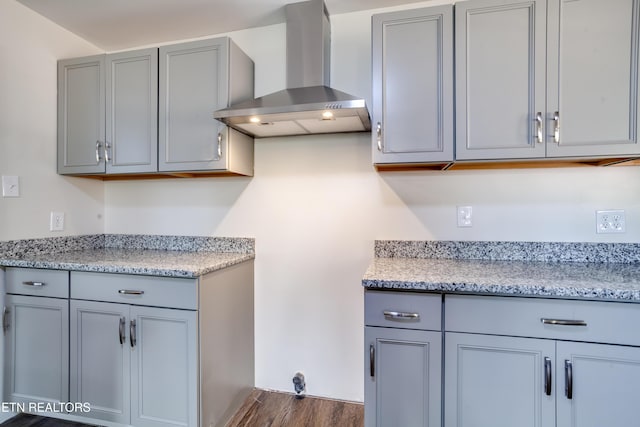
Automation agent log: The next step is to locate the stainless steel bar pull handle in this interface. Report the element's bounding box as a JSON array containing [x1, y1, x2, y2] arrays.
[[383, 310, 420, 320], [535, 112, 543, 143], [2, 307, 9, 334], [370, 344, 375, 378], [215, 133, 223, 161], [130, 319, 137, 348], [105, 142, 111, 163], [565, 360, 573, 399], [544, 357, 552, 396], [96, 141, 102, 164], [119, 317, 126, 345], [553, 111, 560, 143], [118, 289, 144, 296], [22, 281, 45, 287], [541, 318, 587, 327], [376, 122, 382, 151]]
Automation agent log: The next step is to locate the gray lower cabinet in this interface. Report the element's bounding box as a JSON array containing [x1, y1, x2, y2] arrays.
[[371, 6, 454, 167], [364, 291, 442, 427], [3, 268, 70, 408], [70, 300, 197, 427], [455, 0, 640, 161], [444, 294, 640, 427]]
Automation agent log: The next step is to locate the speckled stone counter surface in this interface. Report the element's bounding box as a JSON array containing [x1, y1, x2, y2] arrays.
[[0, 234, 255, 278], [364, 240, 640, 302]]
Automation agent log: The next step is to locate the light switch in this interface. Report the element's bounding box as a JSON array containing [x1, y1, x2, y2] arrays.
[[2, 176, 20, 197]]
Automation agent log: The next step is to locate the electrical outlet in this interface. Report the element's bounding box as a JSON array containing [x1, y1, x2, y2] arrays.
[[596, 210, 625, 234], [2, 176, 19, 197], [457, 206, 473, 227], [50, 212, 64, 232]]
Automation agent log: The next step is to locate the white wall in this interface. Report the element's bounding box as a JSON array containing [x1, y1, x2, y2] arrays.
[[0, 1, 104, 241], [103, 5, 640, 402], [3, 0, 640, 403]]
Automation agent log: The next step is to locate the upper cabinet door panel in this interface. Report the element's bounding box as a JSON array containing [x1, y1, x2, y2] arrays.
[[546, 0, 640, 157], [57, 55, 106, 174], [455, 0, 547, 160], [106, 49, 158, 174], [372, 6, 454, 164], [159, 38, 229, 172]]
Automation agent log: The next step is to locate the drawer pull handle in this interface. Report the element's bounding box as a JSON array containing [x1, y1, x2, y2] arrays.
[[565, 360, 573, 399], [544, 357, 552, 396], [383, 310, 420, 320], [119, 317, 126, 345], [22, 281, 45, 287], [118, 289, 144, 296], [541, 318, 587, 327]]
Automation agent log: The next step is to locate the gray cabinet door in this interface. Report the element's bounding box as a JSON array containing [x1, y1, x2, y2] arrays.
[[365, 327, 442, 427], [57, 55, 106, 174], [159, 38, 229, 172], [106, 49, 158, 174], [372, 6, 454, 165], [455, 0, 547, 160], [556, 341, 640, 427], [546, 0, 640, 157], [444, 332, 555, 427], [70, 300, 130, 424], [130, 306, 197, 427], [4, 295, 69, 406]]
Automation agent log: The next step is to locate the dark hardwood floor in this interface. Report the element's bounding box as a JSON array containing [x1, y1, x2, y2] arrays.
[[0, 413, 100, 427], [226, 389, 364, 427], [1, 389, 364, 427]]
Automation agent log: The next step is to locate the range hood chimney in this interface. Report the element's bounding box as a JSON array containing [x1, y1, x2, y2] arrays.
[[213, 0, 371, 138]]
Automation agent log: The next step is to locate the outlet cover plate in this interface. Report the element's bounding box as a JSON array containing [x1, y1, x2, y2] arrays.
[[596, 210, 625, 234], [50, 212, 65, 232], [457, 206, 473, 227], [2, 176, 19, 197]]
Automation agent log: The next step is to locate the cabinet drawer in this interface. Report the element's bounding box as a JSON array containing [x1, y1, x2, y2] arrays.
[[5, 268, 69, 298], [445, 295, 640, 346], [365, 291, 441, 331], [71, 271, 197, 310]]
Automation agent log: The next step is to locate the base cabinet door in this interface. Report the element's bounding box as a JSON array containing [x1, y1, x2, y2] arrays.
[[365, 327, 442, 427], [556, 342, 640, 427], [130, 306, 197, 427], [444, 332, 555, 427], [4, 295, 69, 407], [70, 300, 130, 424], [70, 300, 197, 427]]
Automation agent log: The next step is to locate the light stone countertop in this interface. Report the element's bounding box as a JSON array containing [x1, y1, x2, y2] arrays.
[[364, 241, 640, 302], [0, 235, 255, 278]]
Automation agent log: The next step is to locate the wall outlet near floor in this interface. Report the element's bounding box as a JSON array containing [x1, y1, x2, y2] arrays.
[[596, 210, 625, 234], [457, 206, 473, 227], [50, 211, 65, 231]]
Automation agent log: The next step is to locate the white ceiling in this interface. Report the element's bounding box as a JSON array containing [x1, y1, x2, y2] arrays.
[[17, 0, 428, 51]]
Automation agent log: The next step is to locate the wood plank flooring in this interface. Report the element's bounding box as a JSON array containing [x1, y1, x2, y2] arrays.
[[226, 389, 364, 427], [0, 389, 364, 427], [0, 413, 100, 427]]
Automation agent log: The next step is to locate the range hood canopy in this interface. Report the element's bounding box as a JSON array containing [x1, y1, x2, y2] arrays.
[[213, 0, 371, 138]]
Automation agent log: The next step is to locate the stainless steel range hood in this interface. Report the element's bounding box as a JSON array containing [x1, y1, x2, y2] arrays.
[[213, 0, 371, 138]]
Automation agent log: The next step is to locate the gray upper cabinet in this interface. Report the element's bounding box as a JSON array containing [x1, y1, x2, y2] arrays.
[[455, 0, 547, 160], [106, 49, 158, 174], [58, 55, 106, 174], [546, 0, 640, 158], [456, 0, 640, 162], [372, 6, 454, 166], [158, 38, 254, 175], [58, 37, 254, 178]]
